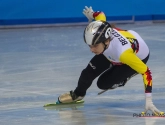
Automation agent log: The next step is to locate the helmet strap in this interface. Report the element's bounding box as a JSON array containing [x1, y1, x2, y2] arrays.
[[103, 42, 107, 51], [100, 42, 107, 54]]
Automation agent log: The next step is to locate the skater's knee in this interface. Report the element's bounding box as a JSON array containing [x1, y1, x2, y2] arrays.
[[97, 76, 120, 90], [97, 79, 107, 90], [97, 82, 103, 89]]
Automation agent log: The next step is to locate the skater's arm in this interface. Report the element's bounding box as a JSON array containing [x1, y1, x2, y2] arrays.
[[92, 11, 124, 30], [82, 6, 106, 22], [93, 11, 106, 21], [83, 6, 123, 30], [120, 49, 164, 115], [119, 48, 152, 93]]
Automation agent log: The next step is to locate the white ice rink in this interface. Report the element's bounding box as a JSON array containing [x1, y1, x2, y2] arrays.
[[0, 23, 165, 125]]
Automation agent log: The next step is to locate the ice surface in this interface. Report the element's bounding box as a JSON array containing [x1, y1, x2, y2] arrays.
[[0, 23, 165, 125]]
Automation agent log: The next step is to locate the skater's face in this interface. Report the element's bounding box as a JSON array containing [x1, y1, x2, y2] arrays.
[[89, 39, 110, 55]]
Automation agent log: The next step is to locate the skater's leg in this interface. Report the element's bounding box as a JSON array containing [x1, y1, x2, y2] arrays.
[[97, 54, 149, 90], [74, 54, 112, 96]]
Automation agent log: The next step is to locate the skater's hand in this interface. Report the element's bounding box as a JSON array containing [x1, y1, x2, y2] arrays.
[[83, 6, 94, 22], [142, 96, 164, 116]]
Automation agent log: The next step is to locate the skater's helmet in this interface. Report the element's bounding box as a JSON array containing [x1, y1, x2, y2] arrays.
[[83, 20, 112, 45]]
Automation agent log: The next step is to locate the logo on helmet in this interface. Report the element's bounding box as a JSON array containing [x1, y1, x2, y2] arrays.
[[105, 27, 111, 39]]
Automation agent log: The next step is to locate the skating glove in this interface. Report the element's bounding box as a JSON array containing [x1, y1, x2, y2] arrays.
[[83, 6, 94, 22], [142, 95, 164, 116]]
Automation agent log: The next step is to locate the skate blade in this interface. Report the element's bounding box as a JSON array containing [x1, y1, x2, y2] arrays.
[[43, 100, 84, 107]]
